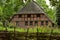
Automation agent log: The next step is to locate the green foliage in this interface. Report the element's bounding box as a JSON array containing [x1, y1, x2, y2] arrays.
[[0, 26, 5, 30], [0, 22, 3, 26], [36, 0, 55, 22], [0, 0, 24, 22], [0, 0, 25, 26], [29, 27, 37, 33], [15, 27, 27, 32], [0, 26, 60, 33], [49, 0, 60, 6], [49, 0, 60, 25]]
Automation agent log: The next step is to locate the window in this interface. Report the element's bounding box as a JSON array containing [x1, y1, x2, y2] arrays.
[[34, 21, 38, 26], [46, 21, 48, 25], [25, 15, 27, 17], [58, 18, 60, 25], [52, 23, 54, 27], [30, 21, 33, 26], [16, 21, 19, 26], [31, 15, 33, 17], [37, 14, 40, 17], [27, 14, 31, 17], [41, 21, 44, 25], [41, 14, 44, 18], [19, 15, 22, 18], [25, 21, 28, 26]]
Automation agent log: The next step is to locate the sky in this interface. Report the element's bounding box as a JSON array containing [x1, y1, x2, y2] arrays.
[[34, 0, 50, 6], [35, 0, 51, 8], [45, 0, 50, 6], [45, 0, 53, 9], [23, 0, 50, 6], [35, 0, 53, 9], [23, 0, 51, 8]]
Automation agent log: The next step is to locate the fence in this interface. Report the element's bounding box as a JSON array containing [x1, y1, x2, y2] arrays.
[[0, 32, 60, 40], [0, 27, 60, 40]]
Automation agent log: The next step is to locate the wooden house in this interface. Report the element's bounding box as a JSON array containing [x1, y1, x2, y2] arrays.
[[10, 1, 54, 28]]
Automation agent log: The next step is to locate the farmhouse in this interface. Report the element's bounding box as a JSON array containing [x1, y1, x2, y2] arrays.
[[10, 0, 54, 28]]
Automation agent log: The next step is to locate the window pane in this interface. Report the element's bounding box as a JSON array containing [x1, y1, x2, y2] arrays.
[[41, 14, 44, 18], [30, 21, 33, 26], [41, 21, 44, 25], [46, 21, 48, 25], [25, 21, 28, 26], [19, 15, 22, 18], [27, 14, 31, 17], [31, 15, 33, 17], [16, 21, 19, 26], [34, 21, 38, 26], [22, 15, 24, 17], [25, 15, 27, 17], [37, 14, 40, 17]]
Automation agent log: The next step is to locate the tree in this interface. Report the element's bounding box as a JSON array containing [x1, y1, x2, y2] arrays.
[[49, 0, 60, 26], [0, 0, 24, 26], [36, 0, 55, 22]]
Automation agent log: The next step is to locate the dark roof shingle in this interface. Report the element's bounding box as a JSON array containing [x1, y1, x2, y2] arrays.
[[17, 1, 44, 14]]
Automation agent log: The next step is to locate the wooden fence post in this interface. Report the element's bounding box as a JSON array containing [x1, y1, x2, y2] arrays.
[[4, 21, 8, 40], [49, 27, 53, 40], [37, 27, 39, 40], [25, 28, 29, 40], [13, 26, 16, 40]]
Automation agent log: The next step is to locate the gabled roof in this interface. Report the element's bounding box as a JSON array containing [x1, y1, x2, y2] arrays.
[[16, 1, 44, 14]]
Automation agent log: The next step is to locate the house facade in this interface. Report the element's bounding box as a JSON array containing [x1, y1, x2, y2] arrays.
[[10, 1, 54, 28]]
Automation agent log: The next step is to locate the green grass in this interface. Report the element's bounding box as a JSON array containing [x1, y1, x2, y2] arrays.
[[0, 26, 60, 33], [0, 27, 6, 31]]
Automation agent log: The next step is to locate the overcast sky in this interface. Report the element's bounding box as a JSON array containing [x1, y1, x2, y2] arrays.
[[35, 0, 50, 6], [34, 0, 50, 6], [23, 0, 50, 6], [45, 0, 53, 8], [45, 0, 50, 6]]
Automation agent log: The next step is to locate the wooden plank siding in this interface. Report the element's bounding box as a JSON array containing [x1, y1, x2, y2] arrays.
[[10, 14, 53, 28]]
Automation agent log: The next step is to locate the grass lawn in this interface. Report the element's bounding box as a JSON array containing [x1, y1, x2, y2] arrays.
[[0, 26, 60, 33]]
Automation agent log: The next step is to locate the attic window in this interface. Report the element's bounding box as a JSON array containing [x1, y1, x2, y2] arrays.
[[27, 14, 31, 17], [19, 15, 22, 18], [37, 14, 40, 17]]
